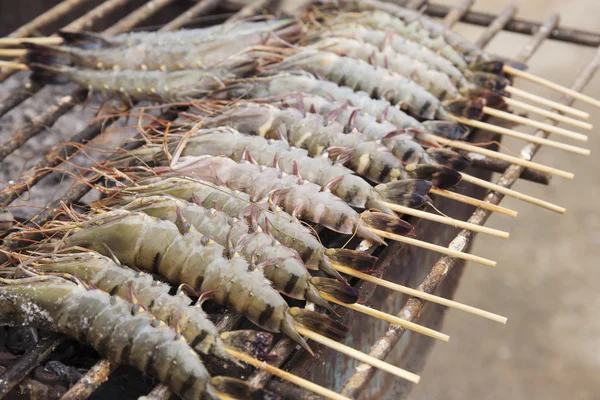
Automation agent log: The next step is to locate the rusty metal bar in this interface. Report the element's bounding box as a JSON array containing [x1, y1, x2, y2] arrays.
[[474, 3, 517, 48], [340, 13, 565, 398], [442, 0, 474, 27], [423, 1, 600, 48], [4, 0, 90, 39], [0, 0, 136, 115], [160, 0, 222, 31], [59, 360, 115, 400], [0, 364, 66, 399], [0, 334, 65, 398]]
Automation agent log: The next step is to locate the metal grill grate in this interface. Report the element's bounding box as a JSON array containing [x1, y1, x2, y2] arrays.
[[0, 0, 598, 399]]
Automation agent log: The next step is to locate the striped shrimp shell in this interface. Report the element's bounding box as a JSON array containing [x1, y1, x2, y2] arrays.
[[60, 209, 312, 350], [199, 102, 407, 184], [31, 251, 234, 363], [0, 278, 217, 400]]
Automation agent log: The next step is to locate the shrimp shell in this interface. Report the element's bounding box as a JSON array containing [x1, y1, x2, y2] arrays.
[[199, 102, 406, 183], [117, 195, 356, 306], [107, 176, 375, 280], [59, 209, 311, 350], [158, 155, 384, 243], [307, 37, 460, 100], [31, 251, 233, 363], [263, 48, 447, 120], [0, 278, 218, 400]]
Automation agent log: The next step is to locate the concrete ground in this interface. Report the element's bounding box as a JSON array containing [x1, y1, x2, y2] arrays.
[[411, 1, 600, 399]]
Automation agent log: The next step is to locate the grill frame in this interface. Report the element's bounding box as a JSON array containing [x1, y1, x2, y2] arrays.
[[0, 0, 598, 399]]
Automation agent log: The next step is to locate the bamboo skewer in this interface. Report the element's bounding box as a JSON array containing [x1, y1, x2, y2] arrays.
[[503, 97, 593, 130], [0, 60, 28, 70], [380, 201, 510, 239], [226, 348, 351, 400], [367, 227, 497, 267], [0, 49, 27, 57], [459, 173, 566, 214], [294, 325, 421, 383], [503, 65, 600, 109], [504, 85, 590, 119], [450, 115, 591, 156], [331, 264, 507, 324], [319, 292, 450, 342], [430, 134, 575, 179], [482, 106, 588, 142], [429, 187, 518, 217], [0, 37, 63, 46]]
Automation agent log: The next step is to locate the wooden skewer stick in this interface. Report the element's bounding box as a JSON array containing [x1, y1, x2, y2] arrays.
[[429, 187, 518, 217], [0, 49, 27, 57], [0, 60, 28, 70], [504, 85, 590, 120], [503, 97, 593, 130], [450, 115, 591, 156], [380, 201, 509, 239], [459, 173, 566, 214], [482, 106, 588, 142], [368, 227, 497, 267], [504, 65, 600, 109], [319, 292, 450, 342], [331, 264, 507, 324], [430, 134, 575, 179], [294, 325, 421, 383], [226, 348, 351, 400], [0, 36, 63, 46]]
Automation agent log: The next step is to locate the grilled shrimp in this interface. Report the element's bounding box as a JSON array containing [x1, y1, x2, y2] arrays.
[[27, 20, 301, 72], [0, 276, 219, 400], [56, 210, 348, 352], [198, 102, 407, 184], [216, 72, 468, 140], [163, 127, 432, 210], [155, 155, 413, 243], [323, 9, 470, 71], [116, 195, 357, 306], [307, 36, 460, 100], [103, 177, 377, 281], [59, 19, 297, 49], [30, 251, 234, 363], [27, 61, 255, 103], [262, 48, 447, 120]]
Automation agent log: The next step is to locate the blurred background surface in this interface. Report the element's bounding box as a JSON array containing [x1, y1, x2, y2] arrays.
[[411, 1, 600, 399]]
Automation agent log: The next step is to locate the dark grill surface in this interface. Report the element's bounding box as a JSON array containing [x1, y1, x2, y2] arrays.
[[0, 1, 598, 399]]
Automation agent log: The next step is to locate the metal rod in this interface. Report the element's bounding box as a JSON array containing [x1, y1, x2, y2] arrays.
[[423, 1, 600, 48]]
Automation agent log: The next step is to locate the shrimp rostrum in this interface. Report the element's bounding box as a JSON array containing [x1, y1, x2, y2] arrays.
[[46, 209, 349, 354]]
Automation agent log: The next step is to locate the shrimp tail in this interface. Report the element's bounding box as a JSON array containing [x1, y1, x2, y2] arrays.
[[422, 121, 469, 140], [58, 30, 113, 49], [280, 312, 313, 355], [360, 210, 414, 238], [406, 164, 463, 189], [289, 307, 349, 342], [468, 72, 510, 93], [310, 277, 358, 304], [24, 42, 83, 67], [373, 179, 432, 208], [220, 330, 273, 359], [210, 377, 280, 400], [442, 97, 485, 120], [27, 63, 71, 84], [469, 60, 505, 74], [427, 148, 472, 171], [324, 248, 378, 272]]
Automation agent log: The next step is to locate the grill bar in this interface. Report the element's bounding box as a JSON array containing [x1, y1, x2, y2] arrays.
[[339, 9, 598, 398], [423, 1, 600, 48], [0, 0, 136, 116]]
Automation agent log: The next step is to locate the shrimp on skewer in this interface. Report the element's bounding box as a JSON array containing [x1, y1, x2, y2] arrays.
[[47, 210, 348, 353], [114, 195, 358, 306], [99, 176, 377, 281], [0, 275, 252, 400], [25, 20, 301, 72], [152, 155, 414, 244], [22, 250, 270, 365]]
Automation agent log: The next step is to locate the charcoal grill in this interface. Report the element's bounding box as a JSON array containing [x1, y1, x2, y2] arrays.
[[0, 0, 598, 399]]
